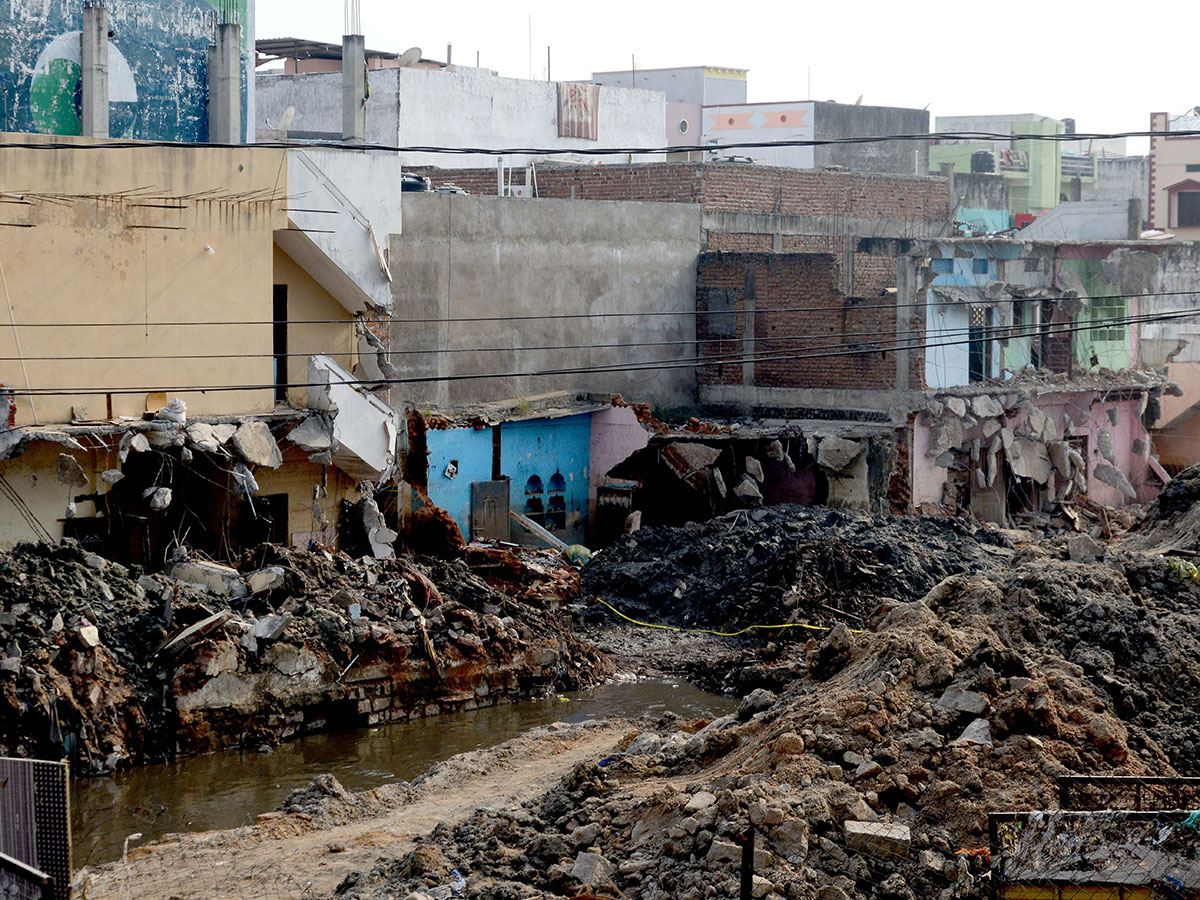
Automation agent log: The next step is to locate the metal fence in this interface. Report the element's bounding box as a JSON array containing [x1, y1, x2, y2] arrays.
[[0, 759, 70, 900]]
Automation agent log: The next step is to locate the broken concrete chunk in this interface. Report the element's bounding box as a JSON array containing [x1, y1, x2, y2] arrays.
[[143, 487, 173, 510], [212, 423, 237, 444], [936, 686, 988, 715], [288, 416, 334, 452], [955, 718, 993, 746], [1068, 534, 1105, 562], [1000, 426, 1014, 452], [1049, 441, 1071, 478], [246, 566, 285, 594], [745, 456, 765, 483], [662, 442, 723, 477], [733, 475, 763, 502], [231, 421, 283, 469], [186, 422, 222, 454], [844, 821, 911, 859], [685, 791, 717, 812], [78, 624, 100, 647], [1010, 438, 1052, 484], [1107, 407, 1120, 427], [1132, 438, 1146, 456], [933, 417, 964, 453], [981, 418, 1000, 439], [945, 397, 967, 418], [817, 437, 863, 471], [100, 468, 124, 485], [765, 439, 786, 461], [972, 395, 1004, 418], [170, 559, 248, 598], [56, 453, 89, 487], [1097, 428, 1116, 465], [1094, 463, 1137, 499], [232, 462, 259, 496], [146, 427, 185, 449], [570, 851, 615, 887], [252, 614, 292, 641], [712, 467, 727, 498], [130, 433, 150, 454]]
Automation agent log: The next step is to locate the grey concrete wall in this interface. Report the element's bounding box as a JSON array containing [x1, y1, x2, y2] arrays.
[[813, 103, 929, 176], [389, 194, 702, 409], [952, 172, 1009, 211], [1083, 156, 1149, 210]]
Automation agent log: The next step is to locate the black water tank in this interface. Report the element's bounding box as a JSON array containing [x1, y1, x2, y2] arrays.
[[971, 150, 995, 173]]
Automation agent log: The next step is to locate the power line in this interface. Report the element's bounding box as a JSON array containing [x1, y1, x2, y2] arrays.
[[0, 128, 1194, 157], [4, 287, 1198, 328], [4, 306, 1194, 398]]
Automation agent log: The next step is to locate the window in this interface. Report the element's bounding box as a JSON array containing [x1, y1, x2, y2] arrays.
[[930, 258, 953, 273], [1090, 293, 1126, 342], [546, 472, 566, 531], [1179, 191, 1200, 228], [273, 285, 288, 404], [972, 259, 989, 275], [1187, 164, 1200, 173], [523, 475, 545, 525]]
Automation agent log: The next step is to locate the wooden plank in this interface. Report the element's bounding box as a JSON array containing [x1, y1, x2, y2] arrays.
[[509, 510, 568, 551]]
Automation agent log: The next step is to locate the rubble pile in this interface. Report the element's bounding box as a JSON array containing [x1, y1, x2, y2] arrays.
[[331, 564, 1173, 900], [0, 540, 609, 773], [583, 507, 1005, 631]]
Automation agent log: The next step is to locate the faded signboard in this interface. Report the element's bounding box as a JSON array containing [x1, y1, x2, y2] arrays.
[[0, 0, 254, 142], [557, 82, 599, 140]]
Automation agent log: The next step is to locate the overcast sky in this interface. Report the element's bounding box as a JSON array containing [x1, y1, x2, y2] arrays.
[[257, 0, 1194, 153]]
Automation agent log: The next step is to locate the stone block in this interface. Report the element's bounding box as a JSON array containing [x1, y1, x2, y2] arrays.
[[844, 820, 911, 859]]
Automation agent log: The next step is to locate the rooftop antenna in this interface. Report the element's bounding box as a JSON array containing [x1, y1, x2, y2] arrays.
[[344, 0, 361, 36], [396, 46, 421, 68]]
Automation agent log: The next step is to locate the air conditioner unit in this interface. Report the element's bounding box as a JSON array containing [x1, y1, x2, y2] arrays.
[[509, 184, 534, 198]]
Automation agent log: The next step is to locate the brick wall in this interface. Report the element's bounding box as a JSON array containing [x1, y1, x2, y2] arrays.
[[414, 162, 951, 223], [696, 252, 921, 392]]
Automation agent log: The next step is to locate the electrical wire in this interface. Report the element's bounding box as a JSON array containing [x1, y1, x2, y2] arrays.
[[0, 128, 1195, 157], [4, 305, 1194, 398], [2, 286, 1197, 328]]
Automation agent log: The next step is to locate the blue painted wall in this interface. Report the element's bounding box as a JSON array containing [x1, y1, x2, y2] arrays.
[[423, 414, 593, 545], [502, 415, 592, 545], [424, 426, 495, 541], [0, 0, 254, 142]]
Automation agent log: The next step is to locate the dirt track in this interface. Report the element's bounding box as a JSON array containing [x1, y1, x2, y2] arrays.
[[82, 721, 627, 900]]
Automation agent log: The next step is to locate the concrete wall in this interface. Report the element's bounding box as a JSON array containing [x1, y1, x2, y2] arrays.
[[0, 134, 293, 425], [592, 66, 747, 106], [814, 103, 929, 176], [953, 172, 1010, 212], [256, 67, 665, 168], [1083, 156, 1149, 209], [1019, 201, 1139, 241], [1, 0, 254, 142], [1149, 112, 1200, 237], [703, 101, 815, 168], [588, 406, 649, 514], [389, 193, 701, 409]]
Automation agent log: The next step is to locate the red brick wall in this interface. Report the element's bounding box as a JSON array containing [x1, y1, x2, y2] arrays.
[[412, 163, 950, 222], [696, 252, 923, 392]]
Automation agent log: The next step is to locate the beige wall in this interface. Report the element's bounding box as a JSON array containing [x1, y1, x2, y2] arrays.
[[1149, 113, 1200, 238], [0, 134, 293, 425], [0, 441, 105, 546], [271, 244, 357, 407], [252, 444, 359, 547]]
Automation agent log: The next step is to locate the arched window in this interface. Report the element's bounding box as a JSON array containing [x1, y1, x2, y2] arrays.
[[524, 475, 545, 525], [546, 471, 566, 531]]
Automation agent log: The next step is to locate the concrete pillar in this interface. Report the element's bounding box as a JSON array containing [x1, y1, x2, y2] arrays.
[[79, 5, 109, 138], [343, 34, 366, 145], [207, 23, 242, 144]]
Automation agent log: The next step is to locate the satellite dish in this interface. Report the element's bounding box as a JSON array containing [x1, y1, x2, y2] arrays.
[[397, 46, 422, 68], [277, 106, 296, 133]]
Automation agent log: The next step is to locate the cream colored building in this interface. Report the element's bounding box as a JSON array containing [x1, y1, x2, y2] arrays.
[[0, 133, 404, 563], [1149, 112, 1200, 239]]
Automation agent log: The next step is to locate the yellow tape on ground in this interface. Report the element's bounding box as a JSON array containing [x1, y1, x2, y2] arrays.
[[592, 598, 864, 636]]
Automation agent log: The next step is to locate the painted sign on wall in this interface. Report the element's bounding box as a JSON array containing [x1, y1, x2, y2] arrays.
[[1, 0, 254, 142]]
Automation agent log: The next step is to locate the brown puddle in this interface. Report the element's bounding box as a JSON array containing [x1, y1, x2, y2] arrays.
[[72, 678, 734, 866]]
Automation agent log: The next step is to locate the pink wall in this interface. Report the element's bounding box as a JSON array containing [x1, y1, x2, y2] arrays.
[[588, 406, 650, 512]]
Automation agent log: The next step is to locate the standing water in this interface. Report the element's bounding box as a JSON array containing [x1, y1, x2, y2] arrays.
[[72, 679, 734, 866]]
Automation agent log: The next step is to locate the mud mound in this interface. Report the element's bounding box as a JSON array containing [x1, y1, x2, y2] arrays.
[[334, 577, 1171, 900], [583, 505, 1005, 631], [0, 540, 609, 773], [1118, 462, 1200, 553]]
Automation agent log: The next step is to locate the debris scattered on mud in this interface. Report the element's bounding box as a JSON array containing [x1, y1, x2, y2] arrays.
[[0, 540, 609, 772]]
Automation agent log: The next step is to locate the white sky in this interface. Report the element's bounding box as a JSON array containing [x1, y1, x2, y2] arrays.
[[256, 0, 1197, 154]]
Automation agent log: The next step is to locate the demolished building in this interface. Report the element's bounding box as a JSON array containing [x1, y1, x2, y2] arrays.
[[0, 134, 403, 563]]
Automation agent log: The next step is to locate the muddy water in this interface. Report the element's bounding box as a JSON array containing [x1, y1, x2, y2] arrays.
[[72, 679, 734, 866]]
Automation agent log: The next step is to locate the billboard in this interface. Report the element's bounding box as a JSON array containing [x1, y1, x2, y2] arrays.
[[0, 0, 254, 142]]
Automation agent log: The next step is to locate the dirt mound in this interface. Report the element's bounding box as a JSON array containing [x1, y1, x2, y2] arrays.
[[1117, 461, 1200, 554], [0, 540, 609, 773], [583, 505, 1006, 632], [333, 569, 1171, 900]]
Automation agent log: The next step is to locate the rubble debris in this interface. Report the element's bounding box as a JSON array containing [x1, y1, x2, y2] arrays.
[[230, 420, 283, 469], [0, 539, 610, 772], [816, 437, 863, 472], [154, 397, 187, 425], [1094, 462, 1137, 499], [56, 453, 88, 487]]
